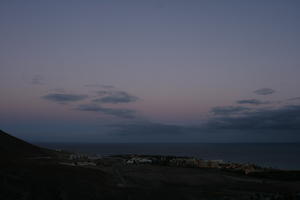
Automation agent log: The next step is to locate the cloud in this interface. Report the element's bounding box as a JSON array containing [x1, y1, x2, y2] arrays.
[[211, 106, 251, 116], [205, 105, 300, 130], [109, 122, 184, 135], [93, 91, 139, 104], [236, 99, 270, 105], [42, 93, 88, 104], [42, 86, 139, 118], [84, 84, 114, 89], [288, 97, 300, 101], [96, 90, 112, 96], [254, 88, 275, 95], [77, 104, 136, 118], [31, 75, 44, 85]]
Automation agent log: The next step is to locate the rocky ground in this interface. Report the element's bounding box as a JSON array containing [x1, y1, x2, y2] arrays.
[[1, 155, 300, 200]]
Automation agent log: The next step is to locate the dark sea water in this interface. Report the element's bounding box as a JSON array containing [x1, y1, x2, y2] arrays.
[[38, 143, 300, 170]]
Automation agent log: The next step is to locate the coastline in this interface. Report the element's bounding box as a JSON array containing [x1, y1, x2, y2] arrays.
[[37, 142, 300, 170]]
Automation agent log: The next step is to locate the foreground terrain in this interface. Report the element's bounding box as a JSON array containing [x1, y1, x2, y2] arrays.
[[1, 129, 300, 200]]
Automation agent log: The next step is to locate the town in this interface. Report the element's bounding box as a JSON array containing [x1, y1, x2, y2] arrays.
[[63, 153, 269, 175]]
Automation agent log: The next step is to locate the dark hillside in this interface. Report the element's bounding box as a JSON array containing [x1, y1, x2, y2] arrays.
[[0, 129, 49, 158]]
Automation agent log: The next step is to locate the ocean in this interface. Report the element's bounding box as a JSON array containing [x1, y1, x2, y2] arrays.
[[38, 143, 300, 170]]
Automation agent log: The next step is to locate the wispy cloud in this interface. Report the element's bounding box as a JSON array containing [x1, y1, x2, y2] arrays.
[[254, 88, 275, 95], [77, 104, 136, 119], [96, 90, 111, 96], [42, 93, 88, 104], [93, 91, 139, 104], [109, 122, 185, 135], [41, 85, 139, 119], [236, 99, 270, 105], [31, 75, 44, 85], [211, 106, 251, 116], [287, 97, 300, 101], [84, 84, 114, 89], [205, 105, 300, 130]]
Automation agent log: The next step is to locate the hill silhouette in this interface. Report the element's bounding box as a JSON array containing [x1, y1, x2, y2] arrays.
[[0, 129, 48, 158]]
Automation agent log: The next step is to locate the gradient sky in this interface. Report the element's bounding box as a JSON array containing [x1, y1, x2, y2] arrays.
[[1, 0, 300, 142]]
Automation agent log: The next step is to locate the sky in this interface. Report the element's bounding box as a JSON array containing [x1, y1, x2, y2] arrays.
[[1, 0, 300, 142]]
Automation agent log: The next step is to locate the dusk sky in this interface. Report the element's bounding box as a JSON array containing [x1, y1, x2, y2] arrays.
[[1, 0, 300, 142]]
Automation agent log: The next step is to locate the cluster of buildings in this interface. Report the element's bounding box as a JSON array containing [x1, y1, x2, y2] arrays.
[[125, 155, 264, 174], [60, 153, 100, 166], [63, 153, 265, 175], [126, 155, 222, 168], [126, 157, 152, 164], [221, 162, 263, 174], [169, 158, 222, 168]]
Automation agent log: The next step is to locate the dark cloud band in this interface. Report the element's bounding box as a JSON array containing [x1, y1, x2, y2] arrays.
[[42, 93, 88, 103], [254, 88, 275, 95], [77, 104, 136, 119], [206, 105, 300, 130], [236, 99, 270, 105], [93, 91, 139, 104], [109, 123, 184, 135], [211, 106, 251, 116]]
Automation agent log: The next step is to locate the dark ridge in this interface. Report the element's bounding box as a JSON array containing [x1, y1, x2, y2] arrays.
[[0, 129, 49, 158]]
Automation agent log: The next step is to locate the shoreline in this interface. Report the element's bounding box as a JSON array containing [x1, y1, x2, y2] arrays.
[[41, 142, 300, 170]]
